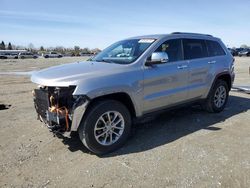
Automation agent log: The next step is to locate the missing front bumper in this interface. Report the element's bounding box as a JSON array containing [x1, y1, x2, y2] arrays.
[[33, 88, 89, 137]]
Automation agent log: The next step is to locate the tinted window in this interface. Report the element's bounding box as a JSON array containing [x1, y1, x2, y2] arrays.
[[155, 39, 183, 62], [183, 39, 208, 60], [206, 40, 226, 56]]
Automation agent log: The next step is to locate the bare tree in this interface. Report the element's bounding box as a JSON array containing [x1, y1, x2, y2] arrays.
[[82, 47, 90, 54], [28, 43, 35, 51], [16, 45, 25, 50], [55, 46, 65, 54], [91, 48, 101, 54], [240, 44, 249, 49]]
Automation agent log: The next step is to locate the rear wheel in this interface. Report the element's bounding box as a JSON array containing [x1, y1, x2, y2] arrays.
[[78, 100, 131, 155], [203, 80, 229, 113]]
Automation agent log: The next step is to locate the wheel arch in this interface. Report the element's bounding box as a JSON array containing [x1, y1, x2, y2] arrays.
[[208, 72, 232, 97], [215, 73, 232, 90], [85, 92, 137, 119]]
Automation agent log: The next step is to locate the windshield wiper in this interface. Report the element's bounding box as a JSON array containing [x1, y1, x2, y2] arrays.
[[95, 59, 114, 64]]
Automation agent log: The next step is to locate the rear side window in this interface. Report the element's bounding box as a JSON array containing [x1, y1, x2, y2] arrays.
[[155, 39, 183, 62], [206, 40, 226, 56], [183, 39, 208, 60]]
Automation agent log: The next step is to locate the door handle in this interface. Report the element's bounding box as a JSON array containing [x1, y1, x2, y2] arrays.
[[177, 65, 188, 69], [208, 60, 216, 64]]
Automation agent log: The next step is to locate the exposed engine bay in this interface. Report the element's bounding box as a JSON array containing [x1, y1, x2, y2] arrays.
[[33, 86, 87, 135]]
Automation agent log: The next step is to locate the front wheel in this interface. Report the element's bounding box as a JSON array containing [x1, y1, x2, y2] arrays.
[[78, 100, 131, 155], [203, 80, 229, 113]]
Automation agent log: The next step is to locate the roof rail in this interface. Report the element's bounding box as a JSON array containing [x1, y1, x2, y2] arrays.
[[171, 32, 213, 37]]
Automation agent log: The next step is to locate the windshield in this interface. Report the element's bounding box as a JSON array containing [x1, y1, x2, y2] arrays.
[[92, 38, 155, 64]]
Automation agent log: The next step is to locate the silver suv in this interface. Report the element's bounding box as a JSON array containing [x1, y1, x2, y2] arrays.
[[31, 32, 235, 154], [18, 52, 38, 59]]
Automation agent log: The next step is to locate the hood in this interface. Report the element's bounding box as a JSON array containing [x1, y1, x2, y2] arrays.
[[31, 61, 124, 86]]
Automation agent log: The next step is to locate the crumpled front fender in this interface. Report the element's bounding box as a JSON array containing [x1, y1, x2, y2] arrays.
[[70, 96, 89, 132]]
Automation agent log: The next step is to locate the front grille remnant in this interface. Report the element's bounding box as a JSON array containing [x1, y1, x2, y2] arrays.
[[34, 89, 49, 120], [33, 86, 76, 132]]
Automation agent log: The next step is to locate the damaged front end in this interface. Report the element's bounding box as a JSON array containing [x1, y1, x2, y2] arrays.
[[33, 86, 89, 137]]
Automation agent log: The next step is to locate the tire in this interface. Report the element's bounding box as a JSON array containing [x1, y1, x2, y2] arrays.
[[78, 100, 131, 155], [203, 79, 229, 113]]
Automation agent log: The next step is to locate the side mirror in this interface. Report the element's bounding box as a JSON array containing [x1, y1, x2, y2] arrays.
[[145, 52, 169, 66]]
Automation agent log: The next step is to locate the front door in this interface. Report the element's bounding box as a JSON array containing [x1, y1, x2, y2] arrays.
[[143, 39, 189, 114]]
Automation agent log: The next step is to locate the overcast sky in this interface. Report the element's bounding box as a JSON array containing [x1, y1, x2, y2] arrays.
[[1, 0, 249, 49]]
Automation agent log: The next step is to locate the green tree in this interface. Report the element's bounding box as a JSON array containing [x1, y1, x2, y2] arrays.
[[40, 46, 45, 51], [0, 41, 5, 50], [7, 42, 12, 50]]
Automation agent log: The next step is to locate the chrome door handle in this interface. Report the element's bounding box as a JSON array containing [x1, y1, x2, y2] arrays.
[[177, 65, 188, 69], [208, 60, 216, 64]]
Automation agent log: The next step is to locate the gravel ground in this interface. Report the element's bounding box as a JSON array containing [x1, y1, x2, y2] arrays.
[[0, 57, 250, 188]]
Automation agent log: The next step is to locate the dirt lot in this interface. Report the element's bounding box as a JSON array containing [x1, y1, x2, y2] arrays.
[[0, 57, 250, 188]]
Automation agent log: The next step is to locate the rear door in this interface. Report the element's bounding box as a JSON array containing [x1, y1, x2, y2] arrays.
[[143, 39, 189, 113], [182, 39, 211, 100]]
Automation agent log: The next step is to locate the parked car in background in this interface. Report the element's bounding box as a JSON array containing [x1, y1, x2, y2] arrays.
[[238, 49, 250, 57], [227, 48, 238, 56], [0, 52, 18, 59], [43, 52, 63, 58], [63, 52, 75, 57], [31, 32, 234, 154], [235, 48, 245, 55], [18, 52, 39, 59], [0, 52, 7, 59], [79, 52, 93, 56]]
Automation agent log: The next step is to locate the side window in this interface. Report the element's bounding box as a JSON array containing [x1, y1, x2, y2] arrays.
[[183, 39, 208, 60], [206, 40, 226, 56], [155, 39, 183, 62]]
